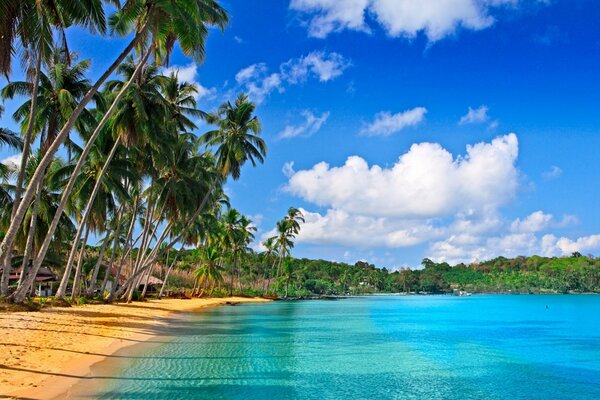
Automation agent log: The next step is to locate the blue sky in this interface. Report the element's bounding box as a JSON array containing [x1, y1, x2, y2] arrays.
[[1, 0, 599, 269]]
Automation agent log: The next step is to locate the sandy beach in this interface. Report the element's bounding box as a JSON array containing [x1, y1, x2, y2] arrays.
[[0, 297, 270, 399]]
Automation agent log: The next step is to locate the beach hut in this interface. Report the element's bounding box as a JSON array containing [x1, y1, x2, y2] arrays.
[[7, 267, 58, 297], [138, 275, 164, 295]]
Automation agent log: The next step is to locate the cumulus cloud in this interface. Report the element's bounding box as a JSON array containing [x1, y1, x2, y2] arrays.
[[287, 133, 519, 218], [510, 211, 553, 233], [290, 0, 533, 41], [361, 107, 427, 136], [282, 132, 599, 263], [429, 232, 600, 264], [163, 63, 216, 101], [235, 51, 350, 104], [296, 208, 444, 248], [459, 105, 490, 125], [278, 110, 330, 139]]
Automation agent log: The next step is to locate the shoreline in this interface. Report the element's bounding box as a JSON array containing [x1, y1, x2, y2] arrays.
[[0, 297, 271, 400]]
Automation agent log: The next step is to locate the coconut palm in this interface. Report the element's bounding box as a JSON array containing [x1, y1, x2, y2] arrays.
[[194, 246, 224, 296], [0, 0, 110, 296], [202, 93, 266, 180], [1, 51, 96, 297], [0, 1, 229, 297]]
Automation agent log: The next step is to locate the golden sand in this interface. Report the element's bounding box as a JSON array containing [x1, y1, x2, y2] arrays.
[[0, 297, 270, 399]]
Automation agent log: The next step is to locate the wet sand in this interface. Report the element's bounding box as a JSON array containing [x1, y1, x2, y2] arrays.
[[0, 297, 270, 399]]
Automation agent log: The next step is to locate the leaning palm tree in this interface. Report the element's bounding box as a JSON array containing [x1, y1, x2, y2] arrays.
[[1, 51, 95, 296], [0, 0, 109, 296], [1, 1, 229, 300]]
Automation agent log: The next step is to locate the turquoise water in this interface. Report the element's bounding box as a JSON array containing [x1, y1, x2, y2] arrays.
[[85, 296, 600, 399]]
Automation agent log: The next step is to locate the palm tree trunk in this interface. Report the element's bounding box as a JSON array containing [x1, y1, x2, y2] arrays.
[[17, 179, 43, 289], [0, 52, 42, 297], [1, 32, 147, 295], [191, 278, 199, 297], [86, 230, 110, 297], [64, 137, 123, 297], [55, 219, 89, 299], [140, 265, 153, 299], [99, 206, 124, 296], [285, 270, 292, 299], [71, 224, 91, 300], [114, 190, 215, 301], [159, 248, 182, 298], [105, 212, 137, 302]]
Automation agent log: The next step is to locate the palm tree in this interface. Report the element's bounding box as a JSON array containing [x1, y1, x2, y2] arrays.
[[202, 93, 266, 180], [0, 0, 109, 295], [271, 208, 304, 298], [2, 51, 96, 297], [194, 246, 224, 296], [0, 1, 229, 297], [261, 237, 278, 293]]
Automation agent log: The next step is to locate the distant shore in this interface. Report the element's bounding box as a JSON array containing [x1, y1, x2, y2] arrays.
[[0, 297, 271, 400]]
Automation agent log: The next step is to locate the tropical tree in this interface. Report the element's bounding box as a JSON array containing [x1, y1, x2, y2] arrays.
[[202, 93, 266, 180], [194, 246, 224, 296], [0, 0, 110, 295], [0, 0, 229, 300]]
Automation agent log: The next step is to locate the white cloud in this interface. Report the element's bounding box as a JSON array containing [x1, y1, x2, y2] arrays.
[[1, 153, 21, 169], [296, 208, 444, 248], [459, 105, 490, 125], [278, 110, 330, 139], [429, 232, 600, 264], [282, 161, 296, 178], [361, 107, 427, 136], [510, 211, 553, 233], [235, 51, 350, 104], [281, 130, 599, 263], [290, 0, 531, 41], [163, 63, 217, 101], [542, 165, 563, 180], [235, 64, 267, 83], [233, 35, 244, 44], [556, 235, 600, 255], [282, 51, 351, 83], [287, 133, 519, 218]]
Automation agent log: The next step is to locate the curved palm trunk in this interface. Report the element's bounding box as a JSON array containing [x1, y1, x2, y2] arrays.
[[99, 207, 125, 296], [55, 222, 86, 299], [71, 225, 91, 300], [115, 191, 214, 301], [11, 49, 152, 305], [1, 33, 147, 294], [140, 265, 153, 299], [86, 230, 110, 297], [17, 179, 43, 289], [158, 248, 182, 298], [191, 277, 199, 297], [58, 138, 121, 299], [105, 203, 138, 302], [0, 53, 42, 296]]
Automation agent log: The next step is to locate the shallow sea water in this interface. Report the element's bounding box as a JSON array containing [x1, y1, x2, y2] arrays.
[[69, 295, 600, 399]]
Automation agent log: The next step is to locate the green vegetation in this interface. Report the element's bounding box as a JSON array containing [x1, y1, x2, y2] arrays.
[[147, 252, 600, 298]]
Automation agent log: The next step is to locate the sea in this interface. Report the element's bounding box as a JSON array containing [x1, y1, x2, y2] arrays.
[[66, 295, 600, 399]]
